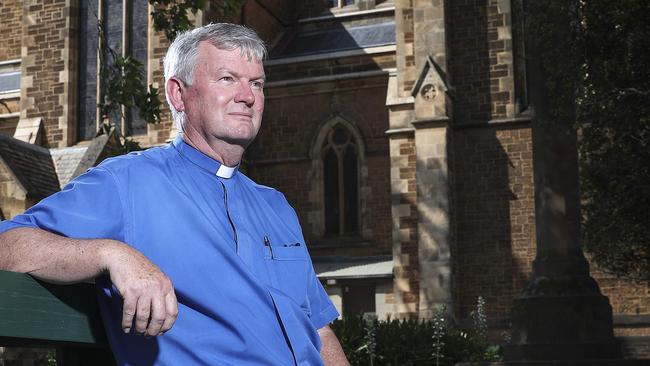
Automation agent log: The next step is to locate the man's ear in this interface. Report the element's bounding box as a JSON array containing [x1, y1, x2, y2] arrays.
[[166, 77, 185, 112]]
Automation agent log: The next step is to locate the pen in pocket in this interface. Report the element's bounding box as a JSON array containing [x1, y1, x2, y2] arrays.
[[264, 235, 274, 259]]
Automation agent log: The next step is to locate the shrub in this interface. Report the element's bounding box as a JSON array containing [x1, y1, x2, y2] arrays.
[[330, 298, 501, 365]]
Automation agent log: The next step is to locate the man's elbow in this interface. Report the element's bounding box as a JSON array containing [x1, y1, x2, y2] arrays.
[[0, 228, 42, 273], [0, 229, 21, 271]]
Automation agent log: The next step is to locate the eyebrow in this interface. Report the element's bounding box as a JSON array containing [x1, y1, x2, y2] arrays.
[[215, 67, 266, 81]]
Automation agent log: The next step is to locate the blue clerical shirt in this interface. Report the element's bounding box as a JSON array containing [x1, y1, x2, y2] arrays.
[[0, 136, 338, 365]]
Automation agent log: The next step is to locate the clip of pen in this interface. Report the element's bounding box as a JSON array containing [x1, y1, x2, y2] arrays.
[[264, 235, 274, 259]]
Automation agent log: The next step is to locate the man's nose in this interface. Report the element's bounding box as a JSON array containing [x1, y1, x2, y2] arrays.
[[234, 82, 255, 105]]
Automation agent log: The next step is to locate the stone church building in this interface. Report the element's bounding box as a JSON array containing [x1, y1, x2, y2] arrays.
[[1, 0, 649, 345]]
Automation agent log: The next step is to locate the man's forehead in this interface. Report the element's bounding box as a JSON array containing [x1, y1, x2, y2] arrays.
[[198, 41, 262, 63]]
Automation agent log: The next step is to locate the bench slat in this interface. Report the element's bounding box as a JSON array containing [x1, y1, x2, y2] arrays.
[[0, 270, 107, 345]]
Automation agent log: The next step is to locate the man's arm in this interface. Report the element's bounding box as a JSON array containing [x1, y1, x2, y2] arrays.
[[0, 227, 177, 336], [318, 325, 349, 366]]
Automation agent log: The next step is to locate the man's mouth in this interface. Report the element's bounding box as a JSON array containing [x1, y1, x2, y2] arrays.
[[229, 112, 253, 119]]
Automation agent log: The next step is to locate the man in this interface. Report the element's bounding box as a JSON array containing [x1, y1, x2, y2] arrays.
[[0, 23, 349, 366]]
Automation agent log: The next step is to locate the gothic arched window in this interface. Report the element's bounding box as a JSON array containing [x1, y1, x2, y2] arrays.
[[322, 125, 359, 236]]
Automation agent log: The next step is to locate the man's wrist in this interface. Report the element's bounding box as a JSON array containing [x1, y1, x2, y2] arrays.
[[96, 239, 129, 275]]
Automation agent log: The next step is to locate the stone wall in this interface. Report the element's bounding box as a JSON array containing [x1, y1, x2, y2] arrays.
[[0, 161, 27, 220], [451, 124, 535, 321], [449, 120, 650, 332], [597, 269, 650, 315], [20, 0, 77, 148], [394, 0, 415, 96], [241, 0, 292, 45], [592, 263, 650, 336], [448, 0, 516, 123], [0, 0, 22, 61], [145, 4, 178, 146]]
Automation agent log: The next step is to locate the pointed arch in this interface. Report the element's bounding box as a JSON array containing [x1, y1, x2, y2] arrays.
[[309, 116, 367, 238], [310, 116, 366, 160]]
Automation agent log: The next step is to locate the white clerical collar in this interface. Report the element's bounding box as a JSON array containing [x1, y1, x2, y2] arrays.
[[216, 164, 237, 178]]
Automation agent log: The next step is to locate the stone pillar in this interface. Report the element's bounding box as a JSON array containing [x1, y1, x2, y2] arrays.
[[387, 69, 418, 317], [389, 0, 454, 319], [389, 0, 419, 318], [505, 1, 619, 360], [411, 0, 453, 319], [413, 120, 451, 318], [394, 0, 416, 97], [413, 0, 448, 77], [492, 0, 517, 118], [388, 130, 419, 317]]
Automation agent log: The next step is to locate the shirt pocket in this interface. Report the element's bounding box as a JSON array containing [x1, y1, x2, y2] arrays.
[[264, 243, 311, 312]]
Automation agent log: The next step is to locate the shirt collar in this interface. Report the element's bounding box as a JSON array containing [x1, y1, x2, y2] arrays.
[[172, 135, 239, 179]]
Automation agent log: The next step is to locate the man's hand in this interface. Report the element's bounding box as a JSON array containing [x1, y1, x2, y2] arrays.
[[101, 244, 178, 336]]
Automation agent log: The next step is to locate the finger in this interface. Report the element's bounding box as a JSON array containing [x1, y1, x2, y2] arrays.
[[121, 295, 137, 334], [161, 291, 178, 333], [146, 296, 165, 336], [134, 296, 152, 334]]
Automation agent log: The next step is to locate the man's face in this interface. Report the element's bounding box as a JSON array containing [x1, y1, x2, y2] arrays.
[[182, 42, 265, 150]]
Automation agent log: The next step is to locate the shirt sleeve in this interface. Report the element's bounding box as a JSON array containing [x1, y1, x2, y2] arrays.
[[305, 264, 340, 329], [0, 166, 126, 241], [288, 204, 339, 329]]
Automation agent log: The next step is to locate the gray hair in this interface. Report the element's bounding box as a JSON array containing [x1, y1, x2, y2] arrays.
[[163, 23, 267, 131]]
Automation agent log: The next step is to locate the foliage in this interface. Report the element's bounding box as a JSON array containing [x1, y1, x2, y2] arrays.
[[149, 0, 207, 42], [470, 296, 487, 342], [32, 350, 56, 366], [149, 0, 248, 42], [523, 1, 650, 281], [120, 137, 146, 154], [357, 315, 378, 366], [45, 350, 56, 366], [578, 1, 650, 282], [431, 305, 446, 366], [331, 299, 501, 366], [99, 46, 162, 127]]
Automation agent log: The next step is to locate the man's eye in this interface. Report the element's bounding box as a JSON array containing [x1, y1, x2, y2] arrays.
[[251, 81, 264, 90], [220, 76, 234, 82]]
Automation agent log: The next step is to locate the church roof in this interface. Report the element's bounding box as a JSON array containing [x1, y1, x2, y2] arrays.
[[50, 146, 88, 188], [271, 21, 395, 58], [0, 125, 119, 197], [0, 134, 60, 198]]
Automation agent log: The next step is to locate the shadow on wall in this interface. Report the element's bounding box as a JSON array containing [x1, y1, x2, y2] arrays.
[[447, 1, 533, 327], [450, 124, 532, 326]]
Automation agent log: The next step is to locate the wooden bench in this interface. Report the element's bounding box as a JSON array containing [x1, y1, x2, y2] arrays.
[[0, 270, 115, 365]]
